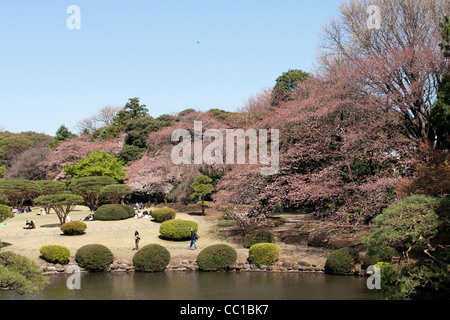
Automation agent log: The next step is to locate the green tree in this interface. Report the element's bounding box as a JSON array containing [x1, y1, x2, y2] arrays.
[[439, 16, 450, 57], [70, 176, 117, 210], [207, 108, 233, 121], [35, 193, 84, 225], [272, 69, 312, 103], [190, 175, 214, 215], [113, 97, 149, 127], [431, 16, 450, 150], [35, 180, 66, 214], [364, 195, 450, 300], [55, 125, 76, 141], [64, 150, 126, 183], [0, 131, 52, 167], [124, 114, 174, 149], [0, 180, 41, 208], [117, 145, 145, 163], [0, 251, 49, 294], [100, 184, 132, 204], [47, 125, 76, 148]]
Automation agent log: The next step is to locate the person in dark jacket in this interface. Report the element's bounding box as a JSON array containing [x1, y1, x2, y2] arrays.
[[189, 227, 198, 250]]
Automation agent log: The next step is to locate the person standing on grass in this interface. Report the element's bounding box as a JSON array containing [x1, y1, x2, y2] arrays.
[[189, 227, 198, 250], [134, 231, 141, 251]]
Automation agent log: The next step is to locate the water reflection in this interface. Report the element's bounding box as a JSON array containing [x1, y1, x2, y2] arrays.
[[0, 272, 380, 300]]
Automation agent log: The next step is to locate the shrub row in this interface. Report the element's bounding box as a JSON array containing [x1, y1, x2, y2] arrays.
[[36, 242, 283, 273]]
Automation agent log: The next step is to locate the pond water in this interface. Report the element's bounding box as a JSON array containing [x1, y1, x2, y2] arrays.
[[0, 272, 381, 300]]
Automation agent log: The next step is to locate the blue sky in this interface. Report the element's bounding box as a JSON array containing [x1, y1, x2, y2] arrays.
[[0, 0, 341, 136]]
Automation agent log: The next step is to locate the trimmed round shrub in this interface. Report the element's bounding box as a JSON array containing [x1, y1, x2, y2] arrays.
[[325, 247, 360, 275], [40, 245, 71, 264], [197, 244, 237, 271], [75, 244, 114, 272], [152, 208, 177, 223], [60, 221, 87, 236], [94, 204, 135, 221], [159, 220, 198, 240], [123, 205, 135, 217], [362, 246, 398, 270], [132, 244, 171, 272], [243, 231, 274, 248], [248, 243, 280, 267], [0, 205, 14, 223]]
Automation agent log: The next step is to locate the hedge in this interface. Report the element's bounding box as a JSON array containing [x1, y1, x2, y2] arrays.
[[159, 220, 198, 241], [248, 243, 280, 267], [94, 204, 135, 221], [133, 244, 171, 272], [40, 245, 71, 264], [60, 221, 87, 236], [197, 244, 237, 271], [75, 244, 114, 272], [152, 208, 176, 223], [325, 247, 360, 275]]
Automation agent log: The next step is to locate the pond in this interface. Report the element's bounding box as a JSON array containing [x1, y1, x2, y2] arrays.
[[0, 272, 381, 300]]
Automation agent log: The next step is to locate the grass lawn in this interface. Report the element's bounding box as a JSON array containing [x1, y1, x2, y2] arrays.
[[0, 204, 248, 264]]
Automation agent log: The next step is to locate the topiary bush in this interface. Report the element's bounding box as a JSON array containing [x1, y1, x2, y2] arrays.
[[243, 231, 274, 248], [248, 243, 280, 267], [325, 247, 360, 275], [0, 205, 14, 224], [94, 204, 135, 221], [123, 205, 135, 217], [40, 245, 71, 264], [75, 244, 114, 272], [60, 221, 87, 236], [159, 220, 198, 240], [197, 244, 237, 271], [362, 246, 398, 270], [152, 207, 177, 223], [132, 244, 171, 272]]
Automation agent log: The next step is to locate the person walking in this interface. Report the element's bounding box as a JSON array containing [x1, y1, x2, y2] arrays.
[[134, 231, 141, 251], [189, 227, 198, 250]]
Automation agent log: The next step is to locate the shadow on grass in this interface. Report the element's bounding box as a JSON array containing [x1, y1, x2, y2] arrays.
[[40, 224, 61, 228], [1, 241, 13, 248], [187, 211, 205, 216], [157, 235, 190, 242]]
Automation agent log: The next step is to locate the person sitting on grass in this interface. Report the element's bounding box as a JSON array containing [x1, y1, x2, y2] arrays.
[[23, 220, 36, 230], [81, 214, 94, 221]]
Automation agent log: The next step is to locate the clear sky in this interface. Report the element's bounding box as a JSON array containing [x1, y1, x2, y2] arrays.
[[0, 0, 342, 136]]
